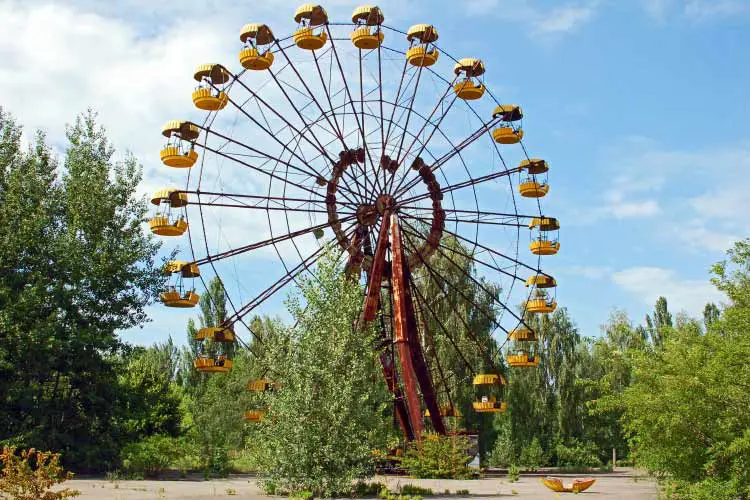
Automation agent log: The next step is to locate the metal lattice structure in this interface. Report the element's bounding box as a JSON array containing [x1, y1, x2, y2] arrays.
[[151, 4, 560, 440]]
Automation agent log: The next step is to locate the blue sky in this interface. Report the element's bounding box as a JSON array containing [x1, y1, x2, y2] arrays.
[[1, 0, 748, 345]]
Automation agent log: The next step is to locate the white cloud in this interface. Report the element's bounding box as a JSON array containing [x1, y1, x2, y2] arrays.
[[612, 266, 724, 315], [464, 0, 598, 35], [684, 0, 750, 18], [532, 4, 598, 34], [641, 0, 750, 19], [559, 265, 612, 280], [642, 0, 673, 19]]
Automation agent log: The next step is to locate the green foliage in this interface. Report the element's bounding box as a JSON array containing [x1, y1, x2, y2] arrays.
[[553, 440, 601, 469], [620, 239, 750, 498], [120, 435, 186, 477], [248, 252, 391, 496], [0, 109, 164, 470], [399, 484, 434, 495], [400, 433, 472, 479], [519, 437, 544, 471], [0, 447, 80, 499], [413, 236, 502, 460], [506, 464, 520, 483], [486, 421, 515, 467]]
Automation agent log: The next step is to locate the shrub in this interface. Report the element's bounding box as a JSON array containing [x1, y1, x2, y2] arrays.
[[506, 464, 520, 483], [0, 447, 80, 500], [554, 440, 601, 469], [486, 430, 515, 467], [400, 433, 472, 479], [519, 438, 544, 471], [399, 484, 433, 495], [120, 435, 181, 477]]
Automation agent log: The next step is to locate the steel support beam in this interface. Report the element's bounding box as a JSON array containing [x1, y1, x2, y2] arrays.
[[390, 215, 446, 437]]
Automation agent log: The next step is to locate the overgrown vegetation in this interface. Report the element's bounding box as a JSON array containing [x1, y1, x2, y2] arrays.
[[0, 447, 80, 499], [399, 434, 472, 479], [247, 253, 392, 496], [1, 109, 748, 497]]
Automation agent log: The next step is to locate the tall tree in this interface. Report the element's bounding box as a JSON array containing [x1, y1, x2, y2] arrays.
[[645, 296, 672, 347], [622, 240, 750, 498], [249, 251, 391, 496], [0, 109, 163, 470]]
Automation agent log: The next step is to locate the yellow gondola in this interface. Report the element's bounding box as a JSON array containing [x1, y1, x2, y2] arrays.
[[541, 477, 596, 493], [194, 326, 235, 373], [194, 357, 234, 373], [526, 273, 557, 314], [350, 5, 384, 49], [247, 379, 279, 392], [526, 296, 557, 314], [239, 24, 276, 70], [406, 24, 439, 67], [148, 188, 188, 237], [506, 328, 540, 367], [244, 410, 265, 422], [491, 104, 524, 144], [472, 374, 506, 413], [192, 64, 231, 111], [529, 216, 560, 256], [453, 58, 485, 100], [424, 405, 462, 418], [519, 179, 549, 198], [160, 260, 200, 308], [293, 4, 328, 50], [160, 121, 199, 168]]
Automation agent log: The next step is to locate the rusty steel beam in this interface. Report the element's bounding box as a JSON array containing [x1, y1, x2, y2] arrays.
[[363, 213, 391, 323], [391, 215, 447, 437], [357, 213, 414, 441]]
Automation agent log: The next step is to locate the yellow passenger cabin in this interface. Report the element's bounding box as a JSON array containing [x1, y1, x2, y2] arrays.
[[148, 188, 189, 237], [293, 4, 328, 50], [160, 260, 200, 308], [239, 24, 276, 70], [453, 58, 485, 100], [160, 121, 200, 168], [350, 5, 384, 49], [192, 64, 231, 111], [492, 105, 524, 144], [472, 373, 506, 413], [406, 24, 439, 67]]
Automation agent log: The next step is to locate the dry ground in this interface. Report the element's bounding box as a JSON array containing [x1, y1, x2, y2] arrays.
[[64, 470, 657, 499]]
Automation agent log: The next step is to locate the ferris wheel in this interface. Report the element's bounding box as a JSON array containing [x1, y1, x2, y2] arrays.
[[149, 3, 560, 440]]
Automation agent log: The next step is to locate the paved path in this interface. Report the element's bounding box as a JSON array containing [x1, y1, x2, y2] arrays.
[[65, 471, 657, 499]]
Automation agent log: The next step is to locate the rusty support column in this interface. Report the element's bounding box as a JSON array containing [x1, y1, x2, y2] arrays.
[[359, 214, 414, 441], [390, 215, 447, 436]]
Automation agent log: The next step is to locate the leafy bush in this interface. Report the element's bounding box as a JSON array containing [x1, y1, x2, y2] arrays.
[[399, 484, 434, 495], [519, 437, 544, 471], [506, 464, 520, 483], [120, 435, 182, 477], [400, 433, 472, 479], [249, 255, 392, 496], [0, 447, 80, 500], [486, 429, 516, 467], [554, 440, 601, 469]]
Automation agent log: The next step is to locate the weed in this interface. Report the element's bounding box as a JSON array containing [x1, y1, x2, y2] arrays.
[[400, 484, 434, 496]]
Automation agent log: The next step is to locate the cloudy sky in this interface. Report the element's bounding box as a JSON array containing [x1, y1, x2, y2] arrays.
[[1, 0, 748, 345]]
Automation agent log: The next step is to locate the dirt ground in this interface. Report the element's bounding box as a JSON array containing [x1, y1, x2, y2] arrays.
[[65, 470, 657, 499]]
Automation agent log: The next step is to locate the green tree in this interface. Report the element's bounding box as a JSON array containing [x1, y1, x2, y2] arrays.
[[622, 240, 750, 498], [703, 302, 721, 330], [645, 296, 672, 347], [0, 109, 163, 470], [409, 235, 501, 460], [249, 251, 391, 496]]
